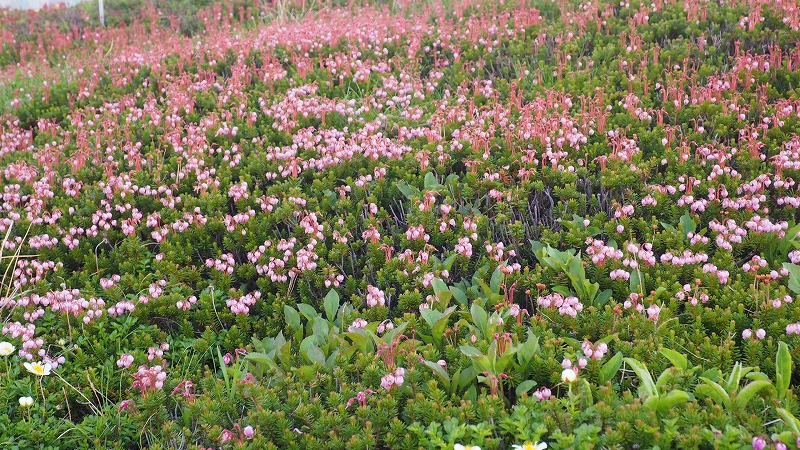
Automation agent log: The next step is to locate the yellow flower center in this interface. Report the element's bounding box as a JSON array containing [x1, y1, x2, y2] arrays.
[[33, 365, 44, 374]]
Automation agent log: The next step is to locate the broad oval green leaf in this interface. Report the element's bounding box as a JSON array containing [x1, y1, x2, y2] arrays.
[[660, 348, 688, 371], [599, 352, 623, 385], [284, 305, 301, 331], [734, 380, 774, 410], [323, 289, 340, 323], [776, 341, 792, 400], [624, 357, 658, 398], [515, 379, 537, 397]]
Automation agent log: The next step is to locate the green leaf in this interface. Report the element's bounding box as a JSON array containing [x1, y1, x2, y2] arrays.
[[630, 268, 643, 295], [734, 380, 774, 409], [420, 308, 442, 329], [423, 172, 440, 189], [323, 289, 340, 323], [660, 349, 688, 371], [297, 303, 318, 321], [470, 303, 489, 338], [452, 287, 468, 307], [567, 256, 585, 289], [245, 351, 275, 366], [656, 368, 677, 391], [458, 366, 478, 389], [660, 222, 676, 232], [624, 358, 657, 398], [305, 345, 326, 366], [515, 379, 537, 396], [326, 349, 339, 368], [442, 253, 458, 271], [217, 347, 230, 386], [432, 278, 449, 296], [424, 360, 451, 389], [516, 331, 540, 366], [746, 371, 770, 382], [323, 189, 338, 205], [599, 352, 623, 384], [553, 285, 573, 297], [299, 335, 318, 354], [490, 267, 504, 293], [776, 341, 792, 400], [697, 378, 730, 406], [460, 345, 484, 357], [396, 181, 419, 200], [580, 378, 594, 405], [381, 321, 408, 346], [433, 306, 457, 335], [496, 346, 518, 373], [284, 305, 301, 331], [311, 318, 329, 340], [783, 263, 800, 295], [656, 390, 692, 413], [595, 289, 613, 306], [342, 331, 371, 353], [725, 363, 752, 392], [680, 211, 696, 239], [777, 407, 800, 433]]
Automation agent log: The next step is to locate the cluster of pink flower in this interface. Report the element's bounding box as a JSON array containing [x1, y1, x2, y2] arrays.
[[205, 253, 236, 274], [107, 301, 135, 316], [220, 424, 254, 444], [770, 295, 793, 309], [537, 293, 583, 317], [366, 285, 386, 307], [176, 295, 197, 311], [117, 353, 134, 368], [99, 274, 121, 289], [660, 250, 709, 266], [147, 343, 170, 362], [131, 364, 167, 395], [226, 291, 261, 315], [138, 280, 168, 304], [171, 380, 196, 404], [585, 238, 623, 266], [742, 328, 766, 340], [674, 285, 710, 306], [380, 367, 406, 391], [377, 320, 394, 334], [621, 293, 661, 321], [348, 318, 368, 332], [702, 264, 731, 285], [346, 389, 375, 408], [581, 341, 609, 361], [533, 387, 552, 401], [405, 225, 429, 242]]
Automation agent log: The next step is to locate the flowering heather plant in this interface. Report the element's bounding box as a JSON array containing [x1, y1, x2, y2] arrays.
[[4, 0, 800, 447]]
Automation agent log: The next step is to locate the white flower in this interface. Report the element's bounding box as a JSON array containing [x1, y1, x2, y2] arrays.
[[0, 342, 14, 356], [512, 443, 548, 450], [454, 445, 481, 450], [561, 368, 577, 383], [23, 361, 52, 376], [19, 396, 33, 407]]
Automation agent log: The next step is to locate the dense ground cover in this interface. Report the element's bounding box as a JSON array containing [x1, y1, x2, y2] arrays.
[[3, 0, 800, 448]]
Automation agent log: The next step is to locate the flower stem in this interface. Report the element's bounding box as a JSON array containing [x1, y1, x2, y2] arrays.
[[39, 377, 46, 419]]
